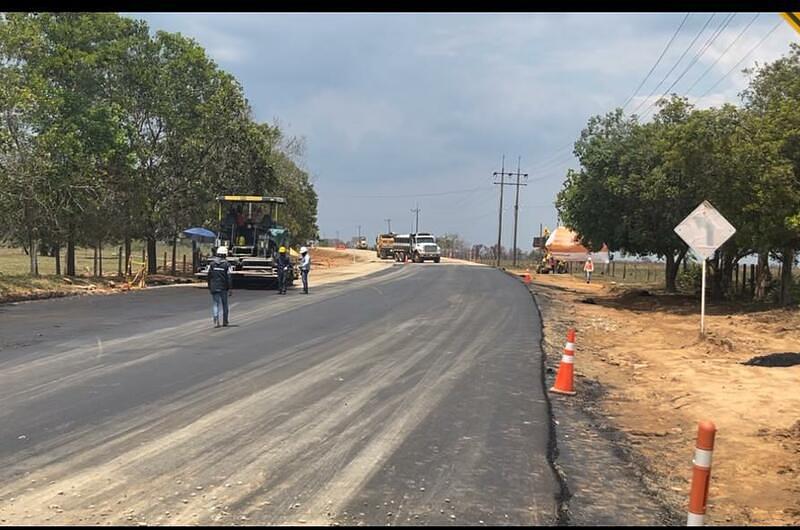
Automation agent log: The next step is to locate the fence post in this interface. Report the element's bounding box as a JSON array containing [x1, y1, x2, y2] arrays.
[[623, 262, 627, 279], [163, 251, 167, 271], [183, 254, 187, 274]]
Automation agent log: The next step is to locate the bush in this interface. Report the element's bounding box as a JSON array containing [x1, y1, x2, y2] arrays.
[[677, 264, 702, 295]]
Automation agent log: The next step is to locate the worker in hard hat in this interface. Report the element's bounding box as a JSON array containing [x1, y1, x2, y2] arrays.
[[299, 246, 311, 294], [276, 246, 291, 295], [208, 245, 233, 327]]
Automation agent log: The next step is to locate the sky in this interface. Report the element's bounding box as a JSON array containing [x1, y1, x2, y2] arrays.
[[129, 12, 798, 250]]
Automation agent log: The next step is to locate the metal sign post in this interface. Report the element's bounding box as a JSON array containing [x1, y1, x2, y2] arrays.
[[674, 201, 736, 335]]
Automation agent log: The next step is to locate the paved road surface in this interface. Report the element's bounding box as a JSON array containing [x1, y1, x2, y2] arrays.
[[0, 263, 559, 525]]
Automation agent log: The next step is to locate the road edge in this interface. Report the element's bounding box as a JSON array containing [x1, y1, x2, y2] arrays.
[[499, 268, 572, 525]]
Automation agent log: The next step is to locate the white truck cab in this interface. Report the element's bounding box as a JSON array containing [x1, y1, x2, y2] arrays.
[[410, 233, 441, 263]]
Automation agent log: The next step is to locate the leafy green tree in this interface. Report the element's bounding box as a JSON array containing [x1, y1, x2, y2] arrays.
[[741, 43, 800, 305]]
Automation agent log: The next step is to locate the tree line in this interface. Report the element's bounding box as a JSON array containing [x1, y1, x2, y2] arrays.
[[556, 43, 800, 306], [0, 13, 318, 276]]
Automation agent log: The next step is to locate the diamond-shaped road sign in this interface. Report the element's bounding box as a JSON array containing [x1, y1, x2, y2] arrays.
[[674, 200, 736, 260]]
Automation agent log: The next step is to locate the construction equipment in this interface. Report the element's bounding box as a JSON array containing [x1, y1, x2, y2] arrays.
[[376, 232, 395, 259], [391, 233, 441, 263], [194, 195, 298, 288]]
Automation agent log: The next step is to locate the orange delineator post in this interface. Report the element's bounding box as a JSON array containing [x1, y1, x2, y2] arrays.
[[687, 420, 717, 526], [549, 328, 577, 395], [523, 268, 532, 284]]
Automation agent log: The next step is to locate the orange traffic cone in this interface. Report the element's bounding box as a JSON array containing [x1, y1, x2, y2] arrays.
[[550, 328, 577, 395]]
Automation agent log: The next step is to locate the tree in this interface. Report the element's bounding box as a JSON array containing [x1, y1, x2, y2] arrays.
[[741, 43, 800, 305]]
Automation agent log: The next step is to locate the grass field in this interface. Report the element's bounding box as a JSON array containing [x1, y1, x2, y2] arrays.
[[0, 240, 203, 277]]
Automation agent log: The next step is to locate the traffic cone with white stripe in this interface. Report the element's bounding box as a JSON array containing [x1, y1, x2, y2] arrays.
[[687, 420, 717, 526], [550, 328, 577, 395]]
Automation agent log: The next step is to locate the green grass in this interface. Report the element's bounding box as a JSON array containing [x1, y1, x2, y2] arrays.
[[0, 241, 199, 277]]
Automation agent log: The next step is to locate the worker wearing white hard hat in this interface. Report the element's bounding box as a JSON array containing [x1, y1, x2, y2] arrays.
[[299, 246, 311, 294], [208, 245, 233, 327]]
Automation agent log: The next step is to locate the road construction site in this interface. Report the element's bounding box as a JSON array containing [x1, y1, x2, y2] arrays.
[[0, 246, 797, 526], [0, 258, 565, 526]]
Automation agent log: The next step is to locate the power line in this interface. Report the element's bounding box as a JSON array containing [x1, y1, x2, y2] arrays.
[[347, 186, 489, 199], [526, 15, 693, 181], [684, 13, 761, 96], [697, 20, 783, 101], [631, 13, 717, 116], [621, 13, 691, 111], [639, 12, 737, 119]]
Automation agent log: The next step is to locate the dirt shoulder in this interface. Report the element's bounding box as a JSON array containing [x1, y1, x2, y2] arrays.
[[523, 270, 800, 525], [307, 247, 392, 287]]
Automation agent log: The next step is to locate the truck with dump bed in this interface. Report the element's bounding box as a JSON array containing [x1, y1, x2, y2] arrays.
[[391, 233, 441, 263], [376, 233, 395, 259]]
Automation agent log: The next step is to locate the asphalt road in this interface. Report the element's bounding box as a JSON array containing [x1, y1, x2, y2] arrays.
[[0, 263, 559, 525]]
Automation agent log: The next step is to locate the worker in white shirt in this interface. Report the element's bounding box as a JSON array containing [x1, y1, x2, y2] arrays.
[[299, 246, 311, 294]]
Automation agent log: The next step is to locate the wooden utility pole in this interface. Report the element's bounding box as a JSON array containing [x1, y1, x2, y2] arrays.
[[411, 203, 421, 233], [493, 155, 527, 267]]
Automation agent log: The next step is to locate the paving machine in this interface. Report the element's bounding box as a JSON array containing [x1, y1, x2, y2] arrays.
[[195, 195, 297, 287]]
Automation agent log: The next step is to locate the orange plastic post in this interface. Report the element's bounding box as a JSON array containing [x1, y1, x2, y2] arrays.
[[687, 420, 717, 526]]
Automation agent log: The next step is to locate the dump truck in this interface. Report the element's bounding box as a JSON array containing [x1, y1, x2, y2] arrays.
[[376, 233, 395, 259], [195, 195, 298, 288], [391, 233, 441, 263]]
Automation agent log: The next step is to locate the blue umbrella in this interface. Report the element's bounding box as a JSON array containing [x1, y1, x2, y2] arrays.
[[182, 227, 217, 242]]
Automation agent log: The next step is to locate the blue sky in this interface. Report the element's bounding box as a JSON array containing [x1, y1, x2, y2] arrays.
[[130, 13, 797, 249]]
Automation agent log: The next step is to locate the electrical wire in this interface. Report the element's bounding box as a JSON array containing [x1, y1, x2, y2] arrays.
[[639, 12, 737, 120], [630, 13, 717, 116], [683, 13, 760, 95], [697, 20, 783, 101], [621, 13, 691, 111]]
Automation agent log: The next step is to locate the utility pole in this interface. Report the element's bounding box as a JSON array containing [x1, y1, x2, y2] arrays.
[[511, 156, 529, 267], [493, 155, 505, 268], [411, 203, 421, 234], [493, 155, 528, 267], [358, 225, 361, 238], [385, 218, 392, 233]]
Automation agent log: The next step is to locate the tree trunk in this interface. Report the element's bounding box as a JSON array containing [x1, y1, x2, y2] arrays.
[[709, 251, 724, 302], [754, 252, 771, 301], [98, 242, 103, 277], [55, 243, 61, 276], [171, 237, 177, 275], [28, 231, 39, 277], [147, 237, 157, 275], [93, 246, 98, 277], [66, 236, 76, 277], [664, 248, 686, 293], [124, 237, 132, 275], [780, 247, 795, 306]]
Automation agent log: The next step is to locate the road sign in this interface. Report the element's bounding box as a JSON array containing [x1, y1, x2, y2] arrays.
[[674, 201, 736, 260], [674, 201, 736, 335], [782, 13, 800, 35]]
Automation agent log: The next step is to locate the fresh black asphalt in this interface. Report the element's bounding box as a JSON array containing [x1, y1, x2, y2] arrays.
[[0, 263, 559, 525]]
